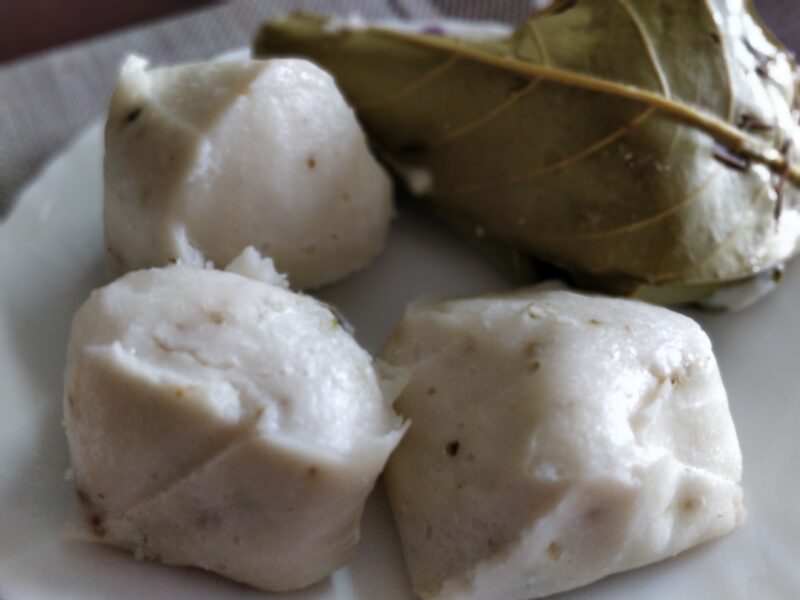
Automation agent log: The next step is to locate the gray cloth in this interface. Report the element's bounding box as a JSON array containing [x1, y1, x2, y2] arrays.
[[0, 0, 796, 217]]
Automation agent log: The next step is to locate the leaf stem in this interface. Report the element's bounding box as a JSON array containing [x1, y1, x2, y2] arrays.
[[370, 26, 800, 185]]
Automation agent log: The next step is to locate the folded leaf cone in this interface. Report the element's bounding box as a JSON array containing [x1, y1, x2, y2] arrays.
[[255, 1, 800, 301]]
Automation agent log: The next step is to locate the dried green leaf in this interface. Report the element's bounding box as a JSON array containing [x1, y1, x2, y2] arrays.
[[255, 1, 800, 299]]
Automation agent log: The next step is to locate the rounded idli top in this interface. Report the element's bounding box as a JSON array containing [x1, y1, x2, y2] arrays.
[[105, 56, 393, 288], [71, 256, 401, 457]]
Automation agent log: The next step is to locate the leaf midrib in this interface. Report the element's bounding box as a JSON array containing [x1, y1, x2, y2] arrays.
[[364, 21, 800, 185]]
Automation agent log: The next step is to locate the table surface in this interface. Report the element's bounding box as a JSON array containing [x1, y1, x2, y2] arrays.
[[0, 0, 798, 216]]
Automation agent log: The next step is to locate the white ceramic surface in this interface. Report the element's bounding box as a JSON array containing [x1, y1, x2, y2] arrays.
[[0, 121, 798, 600]]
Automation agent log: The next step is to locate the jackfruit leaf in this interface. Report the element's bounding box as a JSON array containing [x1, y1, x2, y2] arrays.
[[255, 1, 800, 300]]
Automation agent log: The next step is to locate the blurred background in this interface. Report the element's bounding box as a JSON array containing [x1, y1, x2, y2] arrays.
[[0, 0, 798, 214]]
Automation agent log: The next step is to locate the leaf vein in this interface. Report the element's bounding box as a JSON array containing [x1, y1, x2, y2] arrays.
[[615, 0, 671, 98], [703, 0, 736, 122], [527, 21, 551, 66], [665, 179, 770, 280], [429, 78, 544, 146], [358, 54, 460, 111], [525, 169, 722, 243], [447, 107, 655, 195]]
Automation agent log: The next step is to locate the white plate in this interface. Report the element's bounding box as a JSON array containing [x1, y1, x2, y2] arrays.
[[0, 121, 798, 600]]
